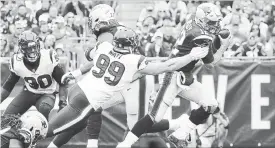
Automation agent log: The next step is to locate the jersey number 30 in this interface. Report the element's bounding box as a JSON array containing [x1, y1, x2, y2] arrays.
[[24, 74, 52, 89], [92, 54, 125, 86]]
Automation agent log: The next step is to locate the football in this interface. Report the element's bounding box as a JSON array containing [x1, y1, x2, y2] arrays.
[[218, 29, 230, 39]]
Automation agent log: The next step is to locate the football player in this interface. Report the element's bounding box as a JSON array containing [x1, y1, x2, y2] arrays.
[[48, 4, 186, 148], [46, 4, 121, 148], [117, 3, 232, 148], [1, 111, 48, 148], [0, 31, 67, 147], [42, 26, 209, 146]]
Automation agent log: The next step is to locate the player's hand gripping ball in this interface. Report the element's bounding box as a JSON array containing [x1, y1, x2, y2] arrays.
[[218, 29, 230, 39]]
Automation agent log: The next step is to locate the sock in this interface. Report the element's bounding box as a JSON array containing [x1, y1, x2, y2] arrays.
[[171, 118, 196, 140], [122, 131, 139, 145], [131, 114, 154, 137], [146, 119, 169, 133], [169, 114, 189, 131], [47, 142, 58, 148], [87, 139, 98, 148]]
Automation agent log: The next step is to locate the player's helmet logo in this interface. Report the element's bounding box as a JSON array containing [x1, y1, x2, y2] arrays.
[[19, 111, 48, 147], [88, 4, 115, 33], [18, 31, 40, 62], [195, 3, 222, 34], [113, 27, 139, 54]]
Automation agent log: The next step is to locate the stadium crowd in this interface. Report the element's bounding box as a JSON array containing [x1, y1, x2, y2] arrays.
[[136, 0, 275, 58], [1, 0, 275, 65]]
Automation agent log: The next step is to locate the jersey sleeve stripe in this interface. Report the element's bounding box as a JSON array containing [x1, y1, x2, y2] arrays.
[[193, 35, 213, 41]]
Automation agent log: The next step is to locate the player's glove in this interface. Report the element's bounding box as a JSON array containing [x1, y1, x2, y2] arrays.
[[189, 46, 209, 61], [218, 29, 232, 50], [61, 69, 82, 84]]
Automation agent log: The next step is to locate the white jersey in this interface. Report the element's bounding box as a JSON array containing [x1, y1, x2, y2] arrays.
[[10, 49, 59, 94], [78, 42, 146, 110]]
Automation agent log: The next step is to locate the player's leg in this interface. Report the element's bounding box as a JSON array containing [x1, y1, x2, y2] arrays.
[[46, 84, 94, 138], [86, 111, 102, 148], [3, 87, 38, 115], [118, 72, 180, 147], [47, 121, 87, 148], [169, 79, 221, 145], [47, 92, 89, 148], [35, 94, 55, 120]]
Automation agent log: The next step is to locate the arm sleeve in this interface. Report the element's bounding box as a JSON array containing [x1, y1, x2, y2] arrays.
[[52, 65, 66, 86], [2, 72, 20, 92]]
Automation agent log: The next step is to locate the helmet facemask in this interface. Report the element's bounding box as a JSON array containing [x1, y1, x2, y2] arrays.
[[203, 18, 221, 34], [195, 3, 223, 35], [19, 41, 40, 63], [113, 34, 139, 55]]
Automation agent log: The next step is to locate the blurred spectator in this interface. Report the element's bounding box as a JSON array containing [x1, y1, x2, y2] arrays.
[[0, 34, 11, 57], [139, 19, 156, 50], [55, 43, 66, 56], [249, 9, 268, 43], [158, 16, 177, 49], [223, 14, 248, 57], [137, 2, 156, 26], [48, 5, 58, 23], [52, 16, 77, 45], [35, 0, 50, 23], [265, 27, 275, 56], [146, 31, 169, 57], [13, 5, 33, 29], [154, 1, 171, 29], [186, 0, 200, 18], [8, 21, 26, 52], [44, 34, 56, 50], [222, 1, 251, 34], [235, 33, 266, 57], [25, 0, 42, 23], [1, 5, 11, 34], [168, 0, 187, 26], [32, 14, 51, 41], [62, 0, 89, 17], [64, 12, 82, 38]]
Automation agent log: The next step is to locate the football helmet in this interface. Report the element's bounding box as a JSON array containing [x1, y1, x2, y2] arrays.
[[113, 27, 139, 54], [195, 3, 223, 34], [18, 31, 40, 62], [18, 111, 48, 148], [88, 4, 115, 33]]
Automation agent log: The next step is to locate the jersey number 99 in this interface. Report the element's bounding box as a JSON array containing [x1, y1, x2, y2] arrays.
[[92, 54, 125, 86]]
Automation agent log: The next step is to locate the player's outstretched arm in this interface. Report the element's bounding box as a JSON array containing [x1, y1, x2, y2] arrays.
[[211, 30, 232, 65], [1, 72, 20, 103], [137, 47, 209, 75], [60, 62, 94, 84]]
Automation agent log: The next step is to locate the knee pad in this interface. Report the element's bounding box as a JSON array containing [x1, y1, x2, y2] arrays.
[[189, 106, 211, 125], [37, 102, 54, 119]]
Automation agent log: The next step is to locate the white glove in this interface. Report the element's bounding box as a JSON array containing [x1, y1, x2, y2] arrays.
[[219, 31, 232, 49], [61, 69, 82, 84], [189, 46, 209, 60]]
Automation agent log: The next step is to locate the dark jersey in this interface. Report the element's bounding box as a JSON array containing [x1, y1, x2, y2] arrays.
[[175, 19, 217, 73]]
